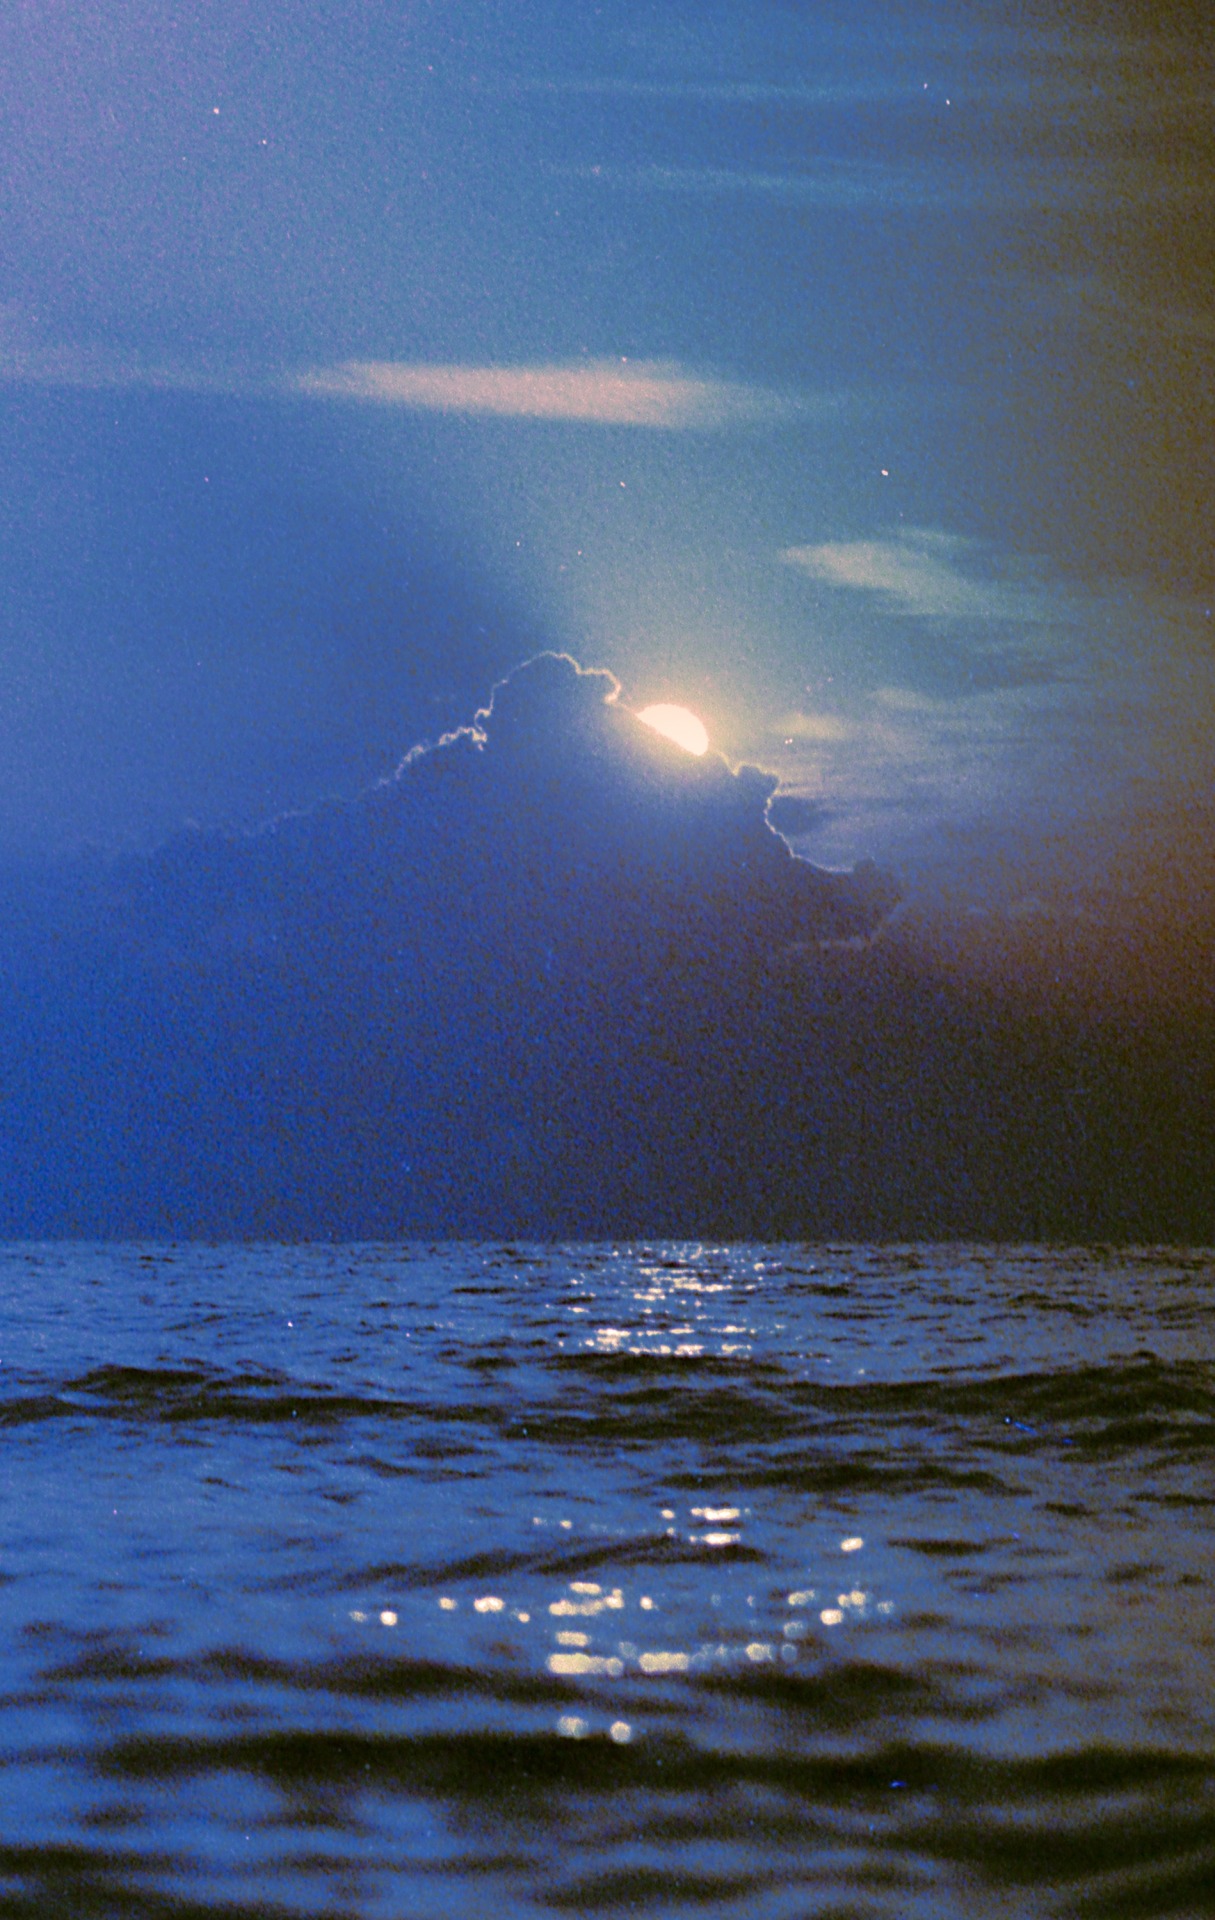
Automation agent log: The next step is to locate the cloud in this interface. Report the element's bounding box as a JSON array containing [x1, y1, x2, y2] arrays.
[[569, 161, 940, 207], [0, 653, 903, 1237], [780, 529, 1062, 624], [0, 341, 253, 398], [777, 534, 1215, 843], [765, 794, 829, 837], [769, 711, 851, 743], [481, 76, 921, 106], [294, 358, 794, 429], [2, 652, 1208, 1241], [0, 341, 795, 431], [565, 161, 1119, 213], [479, 32, 1214, 128]]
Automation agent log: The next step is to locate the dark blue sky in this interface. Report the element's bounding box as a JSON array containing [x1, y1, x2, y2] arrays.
[[2, 0, 1212, 912], [1, 2, 1213, 1238]]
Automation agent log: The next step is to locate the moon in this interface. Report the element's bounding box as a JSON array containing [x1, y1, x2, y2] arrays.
[[637, 703, 709, 756]]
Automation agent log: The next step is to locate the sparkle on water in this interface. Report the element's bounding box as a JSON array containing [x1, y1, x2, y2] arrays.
[[1, 1242, 1212, 1920], [636, 703, 710, 756]]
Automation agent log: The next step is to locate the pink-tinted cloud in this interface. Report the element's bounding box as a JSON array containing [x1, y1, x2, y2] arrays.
[[294, 358, 793, 428]]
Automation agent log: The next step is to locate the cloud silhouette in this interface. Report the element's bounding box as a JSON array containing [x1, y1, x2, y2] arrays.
[[1, 650, 1210, 1242], [766, 794, 829, 837], [0, 654, 903, 1237]]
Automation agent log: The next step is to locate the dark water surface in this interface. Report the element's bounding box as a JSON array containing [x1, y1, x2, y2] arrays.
[[0, 1242, 1211, 1918]]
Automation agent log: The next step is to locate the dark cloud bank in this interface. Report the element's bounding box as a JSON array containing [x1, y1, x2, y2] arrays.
[[1, 653, 1211, 1240]]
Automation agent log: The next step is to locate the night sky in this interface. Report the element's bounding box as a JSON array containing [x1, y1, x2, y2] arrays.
[[2, 2, 1212, 1237]]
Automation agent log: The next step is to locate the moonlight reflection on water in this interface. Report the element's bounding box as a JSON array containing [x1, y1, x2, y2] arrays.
[[0, 1240, 1211, 1918]]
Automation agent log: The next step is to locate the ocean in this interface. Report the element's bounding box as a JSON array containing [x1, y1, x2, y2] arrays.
[[0, 1241, 1211, 1918]]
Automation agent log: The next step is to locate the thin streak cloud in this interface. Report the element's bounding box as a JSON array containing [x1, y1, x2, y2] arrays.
[[568, 162, 953, 209], [294, 359, 796, 429], [568, 160, 1206, 213], [770, 711, 851, 743], [478, 76, 920, 106], [0, 345, 798, 431], [0, 343, 255, 397]]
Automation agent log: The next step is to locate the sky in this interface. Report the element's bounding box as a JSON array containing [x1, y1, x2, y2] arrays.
[[0, 1, 1212, 1236], [3, 0, 1211, 885]]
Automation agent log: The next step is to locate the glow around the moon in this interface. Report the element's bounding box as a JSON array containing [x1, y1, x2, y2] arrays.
[[637, 703, 710, 756]]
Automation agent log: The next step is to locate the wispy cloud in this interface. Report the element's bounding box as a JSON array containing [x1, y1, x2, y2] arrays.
[[478, 76, 919, 106], [770, 530, 1215, 882], [769, 711, 851, 743], [0, 343, 799, 431], [568, 161, 961, 210], [0, 341, 254, 397], [780, 529, 1062, 624], [567, 158, 1207, 213], [294, 358, 795, 428]]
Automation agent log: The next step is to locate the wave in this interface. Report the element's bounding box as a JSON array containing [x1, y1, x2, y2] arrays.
[[2, 1358, 1210, 1492], [56, 1715, 1215, 1920]]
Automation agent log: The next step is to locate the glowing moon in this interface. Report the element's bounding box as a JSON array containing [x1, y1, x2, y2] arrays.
[[637, 703, 709, 756]]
